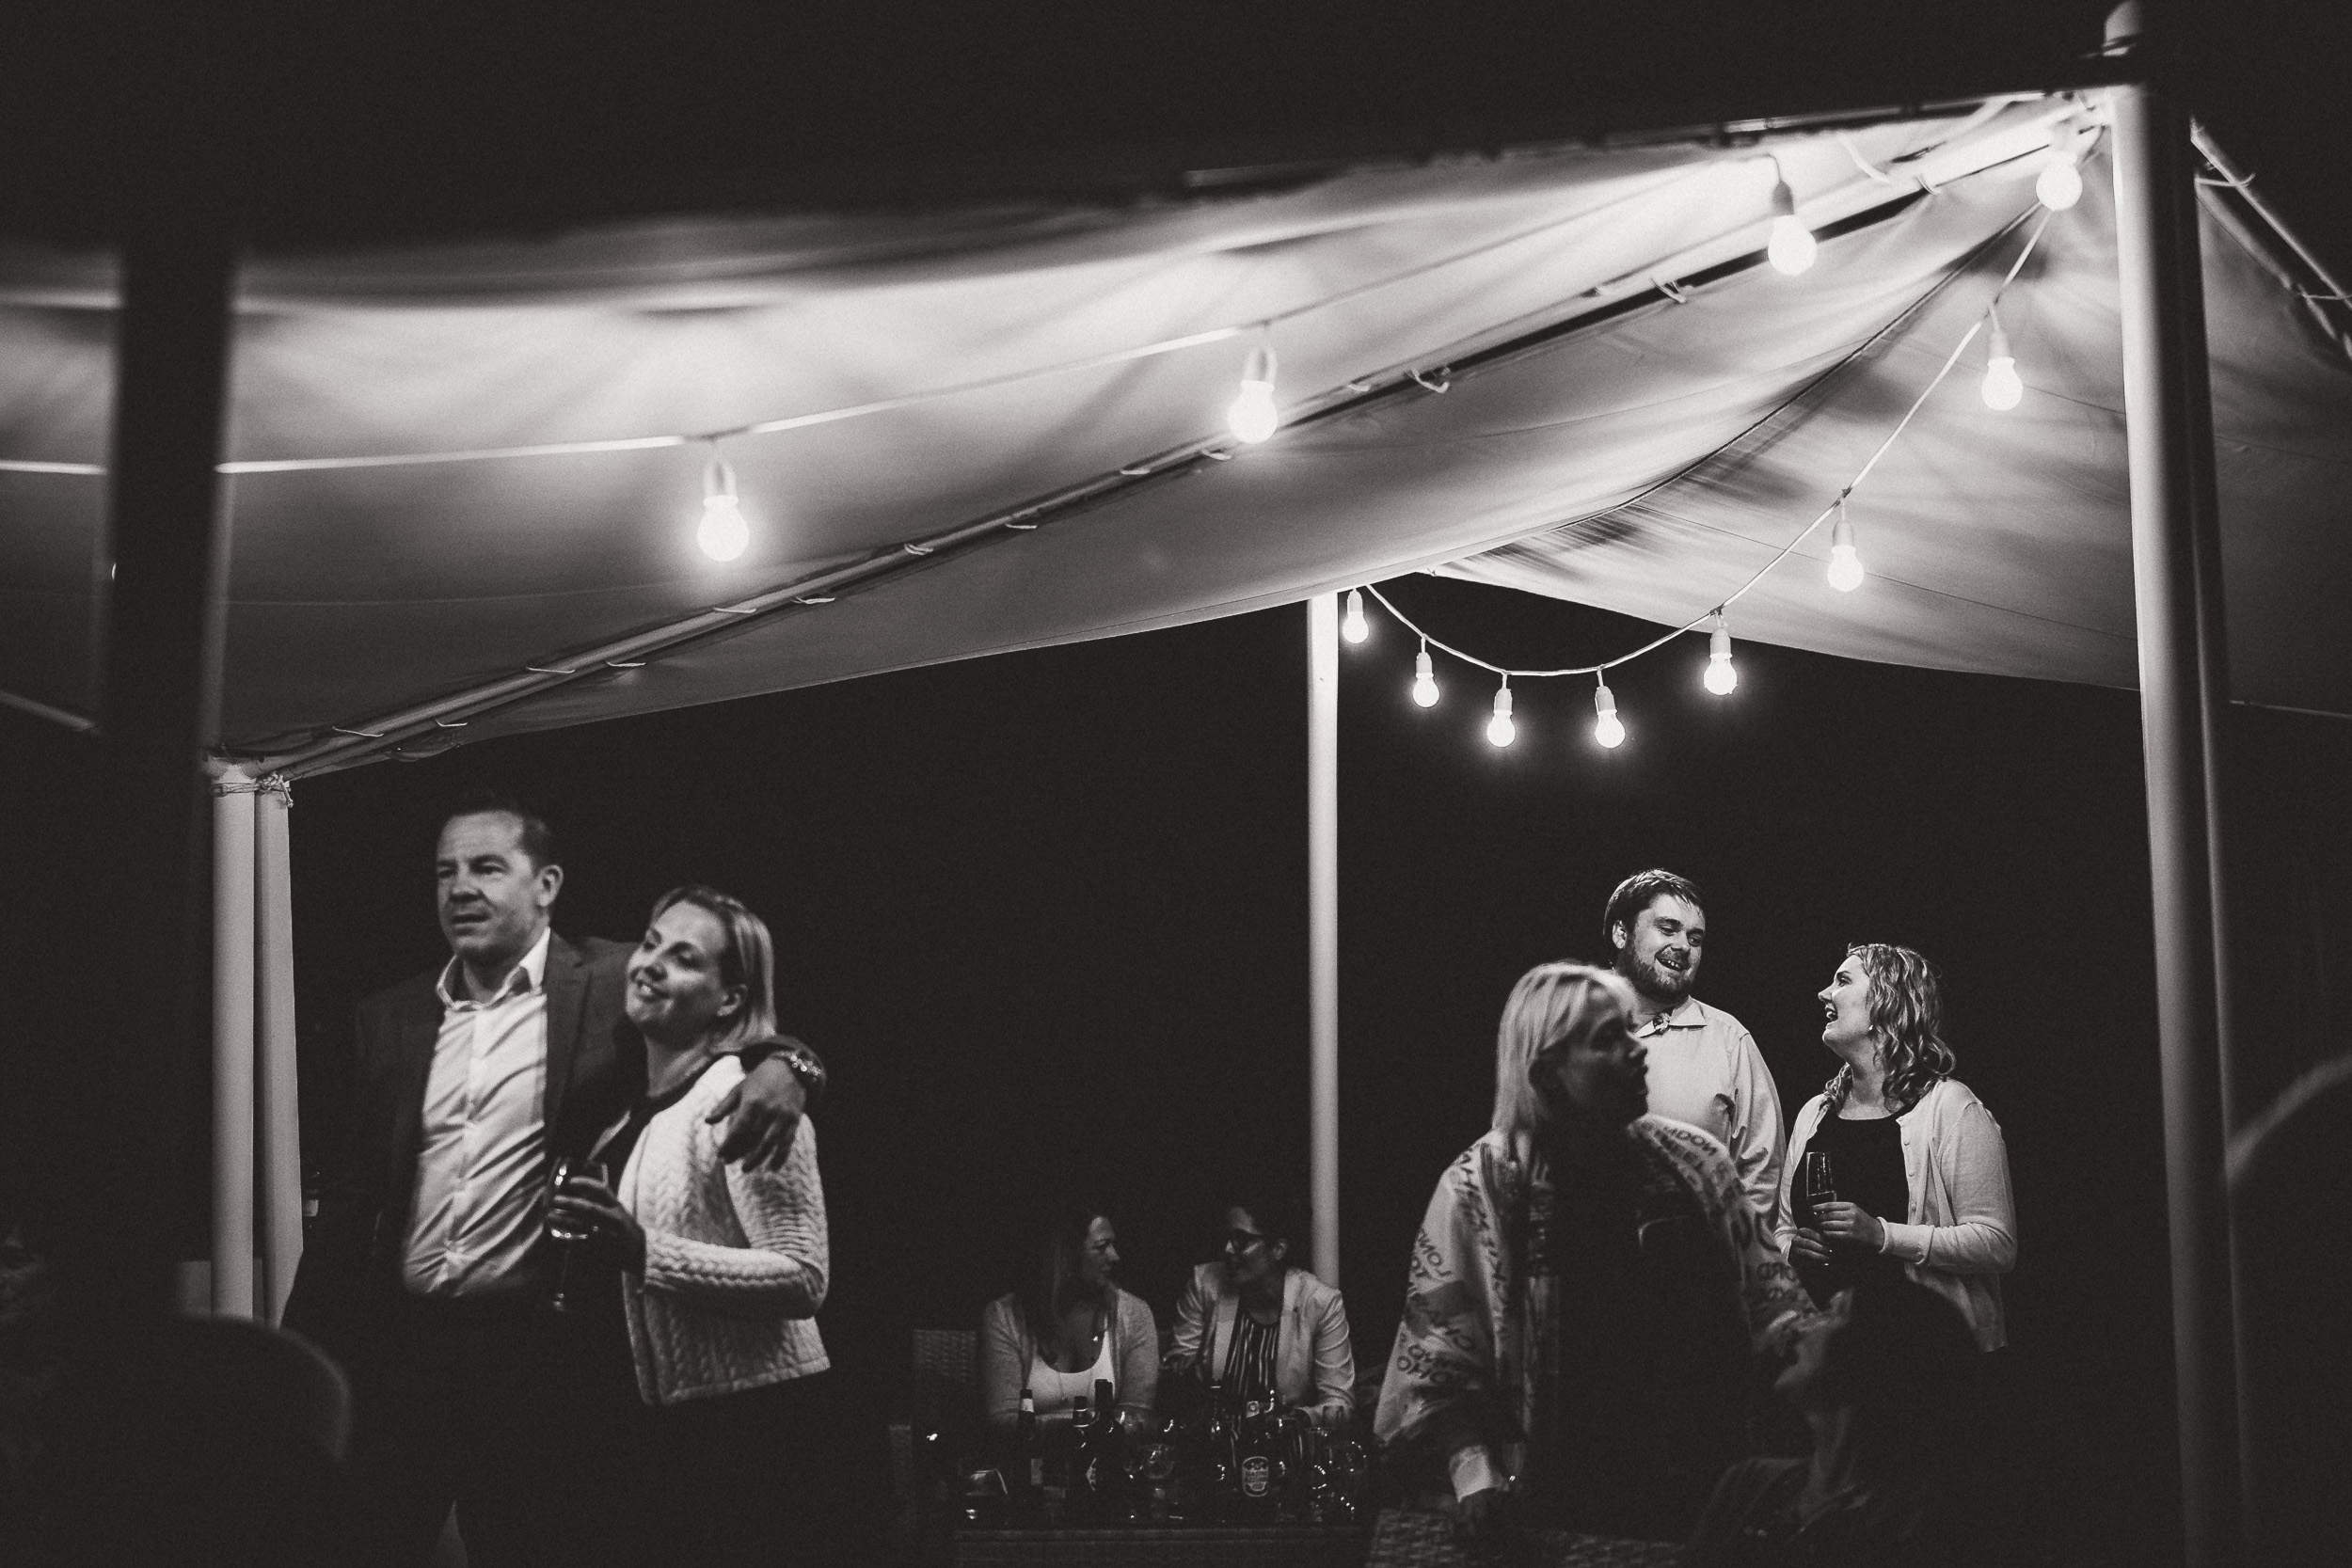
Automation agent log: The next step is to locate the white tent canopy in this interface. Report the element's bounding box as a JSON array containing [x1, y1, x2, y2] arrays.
[[6, 97, 2347, 772]]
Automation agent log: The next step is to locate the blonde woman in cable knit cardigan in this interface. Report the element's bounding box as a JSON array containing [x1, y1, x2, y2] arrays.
[[550, 885, 828, 1568]]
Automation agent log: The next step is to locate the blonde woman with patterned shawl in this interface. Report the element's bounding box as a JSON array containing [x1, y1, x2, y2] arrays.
[[1374, 962, 1814, 1544]]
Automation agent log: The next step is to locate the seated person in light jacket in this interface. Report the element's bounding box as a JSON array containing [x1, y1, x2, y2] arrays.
[[980, 1202, 1159, 1437], [1167, 1189, 1356, 1427]]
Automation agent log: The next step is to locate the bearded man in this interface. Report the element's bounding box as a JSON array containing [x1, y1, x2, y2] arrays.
[[1602, 869, 1786, 1227]]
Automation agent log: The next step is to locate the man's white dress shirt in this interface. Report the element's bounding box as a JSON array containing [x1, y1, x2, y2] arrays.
[[1637, 995, 1787, 1230], [403, 928, 554, 1297]]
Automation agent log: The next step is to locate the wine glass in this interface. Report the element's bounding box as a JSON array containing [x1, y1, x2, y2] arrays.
[[546, 1156, 606, 1313], [1800, 1149, 1837, 1231]]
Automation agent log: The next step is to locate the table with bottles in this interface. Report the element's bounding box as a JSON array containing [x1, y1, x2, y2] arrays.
[[940, 1385, 1375, 1566]]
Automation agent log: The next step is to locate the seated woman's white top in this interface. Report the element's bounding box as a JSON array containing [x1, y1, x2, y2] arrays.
[[1026, 1324, 1117, 1416]]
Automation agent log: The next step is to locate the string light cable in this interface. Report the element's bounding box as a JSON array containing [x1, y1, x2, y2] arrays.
[[1357, 204, 2058, 699], [0, 103, 2095, 487]]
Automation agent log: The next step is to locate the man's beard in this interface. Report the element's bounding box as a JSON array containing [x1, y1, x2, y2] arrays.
[[1619, 946, 1692, 1006]]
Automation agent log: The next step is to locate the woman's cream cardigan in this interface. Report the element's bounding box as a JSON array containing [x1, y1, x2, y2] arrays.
[[615, 1054, 830, 1405]]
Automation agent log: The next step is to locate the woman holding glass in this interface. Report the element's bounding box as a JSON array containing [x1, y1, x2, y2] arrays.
[[1166, 1190, 1355, 1427], [548, 885, 829, 1567], [979, 1203, 1159, 1437], [1776, 943, 2016, 1349]]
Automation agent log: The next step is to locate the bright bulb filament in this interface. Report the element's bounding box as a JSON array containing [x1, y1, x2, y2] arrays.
[[2037, 156, 2083, 212], [1595, 712, 1626, 749], [1228, 380, 1279, 444], [697, 495, 750, 561], [1341, 599, 1368, 643], [1704, 655, 1738, 695], [1411, 650, 1439, 707], [1982, 356, 2025, 411], [1827, 544, 1865, 593], [1768, 214, 1817, 276], [1486, 714, 1516, 747]]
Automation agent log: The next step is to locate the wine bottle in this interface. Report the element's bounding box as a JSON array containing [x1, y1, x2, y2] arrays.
[[1016, 1386, 1044, 1519]]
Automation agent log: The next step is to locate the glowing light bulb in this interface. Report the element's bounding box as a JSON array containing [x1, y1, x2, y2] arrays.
[[1412, 645, 1440, 707], [1767, 171, 1816, 276], [1981, 318, 2024, 411], [1342, 588, 1369, 644], [1826, 499, 1864, 593], [1703, 612, 1738, 695], [698, 495, 750, 561], [2037, 155, 2082, 212], [696, 450, 750, 561], [1227, 345, 1279, 443], [1593, 677, 1625, 749], [1486, 682, 1515, 747], [2036, 122, 2086, 212]]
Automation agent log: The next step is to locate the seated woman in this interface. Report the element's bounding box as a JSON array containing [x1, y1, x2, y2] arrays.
[[1777, 943, 2017, 1350], [1685, 1275, 1986, 1566], [1375, 962, 1814, 1546], [979, 1203, 1159, 1436], [1166, 1190, 1355, 1426], [548, 885, 830, 1568]]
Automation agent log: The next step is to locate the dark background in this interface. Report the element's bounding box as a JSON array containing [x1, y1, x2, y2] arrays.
[[6, 4, 2352, 1565]]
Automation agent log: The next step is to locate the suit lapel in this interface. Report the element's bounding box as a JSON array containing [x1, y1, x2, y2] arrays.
[[378, 979, 447, 1268], [1277, 1268, 1306, 1399], [542, 933, 590, 1137], [1210, 1273, 1239, 1383]]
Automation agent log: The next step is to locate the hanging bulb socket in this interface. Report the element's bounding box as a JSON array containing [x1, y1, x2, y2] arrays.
[[2037, 123, 2085, 211], [696, 449, 750, 562], [1227, 341, 1279, 443], [1981, 315, 2024, 411], [1342, 588, 1369, 644], [1412, 643, 1440, 707], [1486, 679, 1516, 747], [1766, 161, 1817, 276], [1827, 497, 1864, 593], [1704, 611, 1738, 694], [1593, 676, 1626, 748]]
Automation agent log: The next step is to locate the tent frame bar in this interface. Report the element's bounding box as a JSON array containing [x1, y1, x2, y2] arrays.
[[2109, 5, 2247, 1560]]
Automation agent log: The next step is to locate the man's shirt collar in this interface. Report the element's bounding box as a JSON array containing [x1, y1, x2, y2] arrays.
[[1638, 994, 1708, 1034], [436, 926, 554, 1010]]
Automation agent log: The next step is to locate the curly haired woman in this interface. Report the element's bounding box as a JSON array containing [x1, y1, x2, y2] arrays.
[[1777, 944, 2016, 1349]]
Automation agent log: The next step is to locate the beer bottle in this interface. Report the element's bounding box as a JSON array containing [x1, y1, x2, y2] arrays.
[[1200, 1380, 1236, 1524], [1088, 1378, 1128, 1522], [1235, 1396, 1283, 1524], [1016, 1387, 1045, 1520]]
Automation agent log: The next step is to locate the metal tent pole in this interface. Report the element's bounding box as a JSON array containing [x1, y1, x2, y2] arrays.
[[1308, 594, 1341, 1287], [256, 778, 305, 1323], [2107, 5, 2245, 1562], [85, 66, 240, 1309], [210, 768, 258, 1319]]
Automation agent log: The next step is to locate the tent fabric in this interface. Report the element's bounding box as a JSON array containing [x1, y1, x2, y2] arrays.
[[3, 100, 2347, 767]]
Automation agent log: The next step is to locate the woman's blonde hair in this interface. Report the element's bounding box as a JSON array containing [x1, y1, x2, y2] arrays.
[[648, 883, 778, 1052], [1824, 942, 1957, 1115], [1491, 961, 1638, 1135]]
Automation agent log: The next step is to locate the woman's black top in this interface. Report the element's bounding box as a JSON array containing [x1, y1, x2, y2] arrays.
[[568, 1057, 725, 1398], [1802, 1110, 1910, 1297]]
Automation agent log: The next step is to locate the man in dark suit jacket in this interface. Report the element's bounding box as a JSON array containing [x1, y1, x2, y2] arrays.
[[286, 793, 823, 1568]]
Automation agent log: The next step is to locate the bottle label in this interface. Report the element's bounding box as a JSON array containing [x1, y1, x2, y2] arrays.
[[1241, 1455, 1273, 1497]]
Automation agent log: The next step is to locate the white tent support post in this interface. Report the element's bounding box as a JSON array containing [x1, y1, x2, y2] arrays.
[[1307, 594, 1341, 1288], [256, 778, 305, 1323], [2109, 7, 2247, 1563], [210, 768, 259, 1319]]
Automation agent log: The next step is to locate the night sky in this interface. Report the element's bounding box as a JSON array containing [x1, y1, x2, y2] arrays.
[[5, 6, 2352, 1564]]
